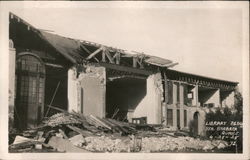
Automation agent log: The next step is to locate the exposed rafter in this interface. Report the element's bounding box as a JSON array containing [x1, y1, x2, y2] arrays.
[[133, 56, 144, 69], [106, 68, 148, 82], [86, 47, 103, 60], [92, 62, 153, 76], [80, 44, 99, 62], [101, 48, 121, 65], [103, 48, 115, 64], [113, 52, 121, 65]]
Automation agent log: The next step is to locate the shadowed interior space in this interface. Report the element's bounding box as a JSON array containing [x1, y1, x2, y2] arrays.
[[44, 66, 68, 117], [198, 87, 218, 107], [106, 77, 146, 121]]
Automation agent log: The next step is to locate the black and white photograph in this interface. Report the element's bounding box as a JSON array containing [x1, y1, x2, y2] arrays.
[[0, 1, 249, 159]]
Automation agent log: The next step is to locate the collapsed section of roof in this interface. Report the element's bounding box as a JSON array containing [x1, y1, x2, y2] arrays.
[[9, 12, 238, 87], [9, 12, 177, 69], [144, 56, 178, 67], [39, 31, 83, 63]]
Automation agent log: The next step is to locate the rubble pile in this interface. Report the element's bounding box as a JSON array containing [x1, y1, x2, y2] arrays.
[[76, 136, 227, 152], [9, 110, 229, 153], [43, 113, 82, 127], [140, 136, 225, 152], [84, 136, 131, 152]]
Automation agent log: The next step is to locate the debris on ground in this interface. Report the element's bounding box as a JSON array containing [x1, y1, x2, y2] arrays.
[[9, 108, 229, 153], [48, 136, 89, 152]]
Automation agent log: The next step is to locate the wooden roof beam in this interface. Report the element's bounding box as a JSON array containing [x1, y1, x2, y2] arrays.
[[81, 44, 99, 62], [104, 49, 115, 64], [86, 47, 103, 60], [94, 62, 152, 76], [133, 56, 144, 69], [101, 48, 121, 65], [114, 52, 121, 65]]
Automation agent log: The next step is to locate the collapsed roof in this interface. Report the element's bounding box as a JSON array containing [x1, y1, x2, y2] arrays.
[[9, 12, 177, 68], [9, 12, 238, 89]]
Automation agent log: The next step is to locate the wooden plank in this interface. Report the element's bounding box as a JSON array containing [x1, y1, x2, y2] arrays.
[[106, 118, 136, 132], [81, 44, 91, 54], [104, 119, 130, 134], [102, 50, 106, 62], [133, 57, 137, 68], [95, 117, 123, 134], [104, 49, 115, 64], [89, 115, 112, 130], [81, 45, 99, 62], [111, 108, 119, 119], [138, 57, 144, 69], [165, 62, 178, 68], [85, 116, 102, 128], [70, 111, 98, 132], [86, 47, 103, 60], [114, 52, 120, 64], [131, 56, 144, 69], [46, 105, 66, 113], [66, 125, 93, 137], [93, 62, 152, 76]]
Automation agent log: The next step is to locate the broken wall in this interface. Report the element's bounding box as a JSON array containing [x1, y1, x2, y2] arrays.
[[106, 78, 146, 120], [133, 73, 163, 124], [68, 67, 79, 112], [9, 39, 16, 129], [68, 65, 106, 118]]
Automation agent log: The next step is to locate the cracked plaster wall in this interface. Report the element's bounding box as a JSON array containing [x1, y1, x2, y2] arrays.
[[133, 72, 163, 124], [68, 65, 106, 117]]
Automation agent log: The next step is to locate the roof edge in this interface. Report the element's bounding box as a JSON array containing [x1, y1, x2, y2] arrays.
[[167, 69, 238, 85]]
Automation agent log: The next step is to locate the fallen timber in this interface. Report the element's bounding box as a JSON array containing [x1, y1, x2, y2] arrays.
[[9, 106, 230, 153]]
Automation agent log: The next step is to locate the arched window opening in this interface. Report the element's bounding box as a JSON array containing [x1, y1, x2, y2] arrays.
[[15, 53, 45, 130]]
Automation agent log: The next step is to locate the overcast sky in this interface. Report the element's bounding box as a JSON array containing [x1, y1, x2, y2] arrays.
[[7, 2, 244, 90]]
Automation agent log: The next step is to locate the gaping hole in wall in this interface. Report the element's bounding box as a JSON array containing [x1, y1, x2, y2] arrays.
[[106, 77, 147, 122], [198, 87, 218, 107], [44, 66, 68, 117]]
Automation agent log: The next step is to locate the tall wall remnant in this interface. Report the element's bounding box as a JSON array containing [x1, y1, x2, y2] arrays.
[[68, 65, 106, 118], [68, 67, 79, 112], [133, 73, 163, 124], [9, 39, 16, 129]]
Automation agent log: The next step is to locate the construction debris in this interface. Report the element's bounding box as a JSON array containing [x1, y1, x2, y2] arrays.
[[13, 136, 35, 145], [9, 109, 230, 153], [48, 136, 89, 152], [69, 134, 86, 147], [43, 113, 82, 127]]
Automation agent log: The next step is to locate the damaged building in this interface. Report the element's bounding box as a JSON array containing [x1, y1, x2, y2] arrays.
[[9, 13, 238, 136]]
